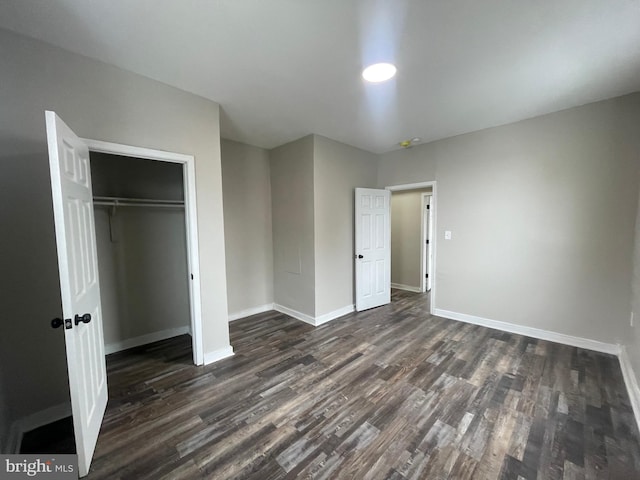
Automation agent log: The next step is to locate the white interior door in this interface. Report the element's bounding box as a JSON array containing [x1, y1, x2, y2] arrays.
[[46, 111, 107, 477], [355, 188, 391, 311], [424, 195, 433, 292]]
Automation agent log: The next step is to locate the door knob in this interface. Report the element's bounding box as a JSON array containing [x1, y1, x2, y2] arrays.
[[74, 313, 92, 325], [357, 254, 364, 259]]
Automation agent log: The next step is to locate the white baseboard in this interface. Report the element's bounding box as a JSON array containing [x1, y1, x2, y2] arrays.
[[228, 303, 275, 322], [315, 305, 355, 326], [203, 346, 234, 366], [273, 304, 354, 327], [105, 326, 191, 355], [8, 402, 72, 454], [274, 304, 316, 326], [433, 308, 620, 355], [391, 283, 422, 293], [619, 347, 640, 432]]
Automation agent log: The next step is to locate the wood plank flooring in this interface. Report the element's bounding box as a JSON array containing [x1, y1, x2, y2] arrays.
[[85, 290, 640, 479]]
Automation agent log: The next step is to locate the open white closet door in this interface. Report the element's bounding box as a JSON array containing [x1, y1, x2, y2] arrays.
[[46, 111, 108, 477], [355, 188, 391, 311]]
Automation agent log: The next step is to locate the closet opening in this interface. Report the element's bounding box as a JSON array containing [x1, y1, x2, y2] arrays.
[[388, 181, 437, 314], [85, 140, 204, 366]]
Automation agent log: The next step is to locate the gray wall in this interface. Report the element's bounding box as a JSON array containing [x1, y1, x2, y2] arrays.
[[268, 134, 377, 319], [626, 107, 640, 392], [378, 146, 438, 188], [270, 135, 316, 317], [379, 94, 640, 345], [221, 139, 274, 316], [391, 189, 430, 289], [0, 363, 10, 453], [95, 208, 190, 349], [313, 135, 377, 316], [0, 28, 229, 428], [94, 209, 122, 347]]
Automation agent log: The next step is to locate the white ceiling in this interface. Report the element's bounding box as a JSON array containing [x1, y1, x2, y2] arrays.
[[1, 0, 639, 154]]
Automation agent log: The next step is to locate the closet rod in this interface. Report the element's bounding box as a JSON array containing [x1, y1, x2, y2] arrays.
[[93, 196, 184, 208]]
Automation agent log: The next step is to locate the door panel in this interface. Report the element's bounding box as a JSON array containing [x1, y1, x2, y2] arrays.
[[355, 188, 391, 311], [425, 195, 433, 292], [375, 259, 385, 294], [46, 111, 107, 477]]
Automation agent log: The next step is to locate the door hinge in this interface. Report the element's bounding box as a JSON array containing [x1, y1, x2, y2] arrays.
[[191, 274, 194, 280], [426, 239, 429, 244], [427, 204, 430, 209], [425, 274, 429, 278]]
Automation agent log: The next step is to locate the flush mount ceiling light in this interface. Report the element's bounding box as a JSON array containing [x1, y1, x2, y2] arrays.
[[362, 63, 397, 83], [399, 137, 422, 148]]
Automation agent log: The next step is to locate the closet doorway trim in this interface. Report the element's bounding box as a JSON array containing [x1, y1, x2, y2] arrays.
[[82, 138, 204, 366]]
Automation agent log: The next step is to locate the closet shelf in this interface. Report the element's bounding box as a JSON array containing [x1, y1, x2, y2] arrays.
[[93, 196, 184, 209]]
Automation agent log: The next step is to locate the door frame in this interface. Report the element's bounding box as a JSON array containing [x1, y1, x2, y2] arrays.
[[386, 181, 437, 315], [82, 138, 204, 366]]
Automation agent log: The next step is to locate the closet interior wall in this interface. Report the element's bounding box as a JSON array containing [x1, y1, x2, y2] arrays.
[[90, 153, 191, 354]]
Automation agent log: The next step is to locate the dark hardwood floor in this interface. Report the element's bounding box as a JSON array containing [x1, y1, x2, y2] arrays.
[[26, 290, 640, 478]]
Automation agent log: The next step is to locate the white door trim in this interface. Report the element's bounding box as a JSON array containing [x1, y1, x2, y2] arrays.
[[386, 181, 437, 315], [82, 139, 204, 366]]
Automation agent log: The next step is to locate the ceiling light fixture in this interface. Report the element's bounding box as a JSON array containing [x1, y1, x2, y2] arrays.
[[362, 63, 397, 83], [399, 137, 422, 148]]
